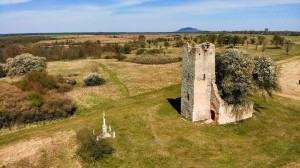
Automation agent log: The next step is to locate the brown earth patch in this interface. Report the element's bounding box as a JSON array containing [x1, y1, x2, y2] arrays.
[[277, 57, 300, 100]]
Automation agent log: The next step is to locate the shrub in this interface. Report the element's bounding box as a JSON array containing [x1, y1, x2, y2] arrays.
[[83, 73, 105, 86], [0, 65, 7, 78], [56, 74, 66, 83], [6, 53, 46, 77], [136, 49, 145, 55], [40, 91, 76, 120], [66, 79, 77, 85], [113, 54, 127, 61], [16, 71, 58, 94], [0, 83, 76, 128], [76, 128, 114, 163], [57, 83, 73, 93], [28, 92, 44, 109]]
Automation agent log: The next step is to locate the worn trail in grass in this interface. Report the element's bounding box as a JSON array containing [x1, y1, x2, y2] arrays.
[[94, 61, 130, 97]]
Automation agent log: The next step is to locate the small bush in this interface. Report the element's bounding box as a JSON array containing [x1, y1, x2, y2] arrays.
[[114, 54, 127, 61], [136, 49, 145, 55], [6, 53, 46, 77], [76, 128, 114, 163], [66, 79, 77, 85], [16, 71, 58, 94], [83, 73, 105, 86], [57, 83, 73, 93], [40, 91, 76, 120], [28, 92, 44, 109], [56, 74, 66, 83]]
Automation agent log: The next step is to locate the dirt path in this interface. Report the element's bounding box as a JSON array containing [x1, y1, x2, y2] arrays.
[[277, 57, 300, 100]]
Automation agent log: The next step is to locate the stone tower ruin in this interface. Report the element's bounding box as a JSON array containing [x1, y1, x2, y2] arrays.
[[181, 43, 253, 124]]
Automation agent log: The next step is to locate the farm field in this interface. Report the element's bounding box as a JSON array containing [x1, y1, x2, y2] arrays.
[[0, 33, 300, 167]]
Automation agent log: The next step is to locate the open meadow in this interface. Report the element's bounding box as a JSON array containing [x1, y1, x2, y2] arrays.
[[0, 33, 300, 167]]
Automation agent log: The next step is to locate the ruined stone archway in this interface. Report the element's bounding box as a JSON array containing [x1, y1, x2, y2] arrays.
[[210, 103, 219, 121]]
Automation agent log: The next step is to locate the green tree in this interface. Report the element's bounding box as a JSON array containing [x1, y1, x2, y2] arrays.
[[261, 41, 268, 53], [123, 43, 131, 54], [257, 36, 266, 45], [232, 35, 240, 46], [164, 41, 170, 49], [207, 34, 218, 43], [138, 35, 146, 42], [140, 41, 146, 48], [264, 28, 269, 35], [285, 40, 293, 55], [243, 35, 248, 46], [271, 35, 284, 48], [217, 33, 225, 46], [250, 38, 256, 45]]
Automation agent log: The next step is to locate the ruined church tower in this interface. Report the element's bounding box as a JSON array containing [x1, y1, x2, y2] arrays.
[[181, 43, 254, 124], [181, 43, 215, 122]]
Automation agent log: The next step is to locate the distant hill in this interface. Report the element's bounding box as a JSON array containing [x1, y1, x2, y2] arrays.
[[176, 27, 200, 32]]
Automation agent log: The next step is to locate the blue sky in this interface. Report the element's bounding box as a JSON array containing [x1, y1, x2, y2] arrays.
[[0, 0, 299, 34]]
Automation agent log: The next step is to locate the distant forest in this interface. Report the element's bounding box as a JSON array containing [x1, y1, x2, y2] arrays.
[[0, 30, 299, 37]]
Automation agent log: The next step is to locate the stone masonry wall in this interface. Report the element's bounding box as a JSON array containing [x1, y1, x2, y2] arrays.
[[192, 43, 215, 121], [181, 44, 196, 120]]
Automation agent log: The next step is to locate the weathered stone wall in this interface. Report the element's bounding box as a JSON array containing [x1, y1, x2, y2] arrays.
[[181, 44, 196, 120], [193, 43, 215, 121], [211, 81, 253, 124], [181, 43, 215, 122]]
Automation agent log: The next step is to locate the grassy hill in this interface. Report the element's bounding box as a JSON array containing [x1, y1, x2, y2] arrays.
[[1, 83, 299, 167]]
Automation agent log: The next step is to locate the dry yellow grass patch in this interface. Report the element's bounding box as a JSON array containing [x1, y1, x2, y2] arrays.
[[46, 58, 182, 107], [0, 130, 80, 167], [97, 60, 182, 96]]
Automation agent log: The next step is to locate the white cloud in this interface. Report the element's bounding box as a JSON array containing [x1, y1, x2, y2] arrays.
[[0, 0, 31, 5]]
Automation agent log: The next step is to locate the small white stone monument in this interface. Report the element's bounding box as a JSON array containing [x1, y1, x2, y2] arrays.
[[101, 112, 115, 138]]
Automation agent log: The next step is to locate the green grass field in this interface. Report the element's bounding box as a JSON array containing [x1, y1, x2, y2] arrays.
[[1, 84, 299, 167], [0, 34, 300, 167]]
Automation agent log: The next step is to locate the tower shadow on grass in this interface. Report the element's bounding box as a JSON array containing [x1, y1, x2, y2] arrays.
[[167, 97, 181, 115]]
